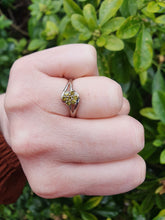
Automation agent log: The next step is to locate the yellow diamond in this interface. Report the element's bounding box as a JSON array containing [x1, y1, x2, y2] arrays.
[[71, 99, 77, 104], [62, 96, 67, 102], [64, 92, 69, 96], [62, 90, 79, 106]]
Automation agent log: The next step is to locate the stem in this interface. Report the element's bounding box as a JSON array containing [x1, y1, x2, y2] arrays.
[[11, 23, 29, 37], [0, 9, 29, 37]]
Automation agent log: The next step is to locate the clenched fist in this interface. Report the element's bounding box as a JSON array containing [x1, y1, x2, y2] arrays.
[[0, 44, 146, 198]]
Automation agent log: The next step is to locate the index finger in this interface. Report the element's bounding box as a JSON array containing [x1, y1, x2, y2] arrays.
[[18, 44, 98, 79]]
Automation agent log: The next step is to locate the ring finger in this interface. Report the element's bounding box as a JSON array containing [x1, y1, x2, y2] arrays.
[[33, 75, 125, 119]]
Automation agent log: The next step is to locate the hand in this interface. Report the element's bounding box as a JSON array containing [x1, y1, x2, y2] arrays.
[[0, 44, 146, 198]]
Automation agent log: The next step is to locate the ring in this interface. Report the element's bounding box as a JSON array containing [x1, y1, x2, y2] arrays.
[[61, 79, 80, 117]]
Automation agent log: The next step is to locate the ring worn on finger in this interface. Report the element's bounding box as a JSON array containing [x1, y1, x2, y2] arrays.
[[61, 79, 80, 117]]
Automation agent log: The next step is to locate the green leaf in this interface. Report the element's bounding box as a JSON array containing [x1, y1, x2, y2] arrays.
[[97, 52, 110, 77], [99, 0, 123, 26], [42, 21, 59, 40], [0, 15, 12, 29], [39, 3, 47, 12], [142, 7, 155, 20], [152, 91, 165, 123], [157, 209, 165, 217], [152, 70, 165, 93], [153, 139, 163, 147], [73, 195, 83, 207], [104, 35, 124, 51], [0, 72, 8, 89], [28, 39, 47, 51], [16, 38, 27, 53], [158, 123, 165, 136], [127, 0, 138, 16], [94, 209, 119, 218], [51, 0, 63, 13], [147, 1, 160, 13], [155, 15, 165, 24], [96, 36, 106, 47], [59, 16, 70, 33], [128, 84, 143, 115], [124, 43, 134, 67], [120, 0, 138, 16], [83, 4, 97, 30], [60, 20, 78, 40], [28, 17, 43, 38], [137, 0, 145, 9], [0, 55, 9, 63], [83, 196, 103, 210], [18, 38, 27, 48], [139, 71, 147, 85], [101, 17, 125, 35], [117, 16, 141, 39], [63, 0, 82, 16], [156, 195, 165, 209], [110, 50, 134, 83], [0, 38, 8, 50], [140, 194, 155, 214], [139, 142, 156, 160], [158, 2, 165, 7], [79, 32, 92, 41], [153, 216, 165, 220], [160, 149, 165, 164], [88, 40, 95, 46], [133, 26, 153, 73], [71, 14, 91, 38], [140, 107, 159, 120], [81, 211, 98, 220]]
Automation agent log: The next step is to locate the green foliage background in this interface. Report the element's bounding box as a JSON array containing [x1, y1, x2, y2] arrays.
[[0, 0, 165, 219]]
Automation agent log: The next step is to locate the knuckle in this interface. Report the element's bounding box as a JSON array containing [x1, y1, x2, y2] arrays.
[[132, 155, 146, 187], [123, 98, 130, 109], [6, 57, 32, 113], [31, 173, 65, 199], [113, 82, 123, 112], [5, 85, 31, 114], [10, 57, 26, 76], [104, 78, 123, 114], [81, 43, 97, 57], [119, 98, 130, 115], [10, 129, 33, 156], [83, 44, 97, 74], [5, 90, 24, 113], [124, 155, 146, 192], [114, 81, 123, 101], [138, 156, 146, 184], [87, 44, 97, 59], [102, 77, 124, 116], [126, 116, 145, 152], [134, 120, 145, 152]]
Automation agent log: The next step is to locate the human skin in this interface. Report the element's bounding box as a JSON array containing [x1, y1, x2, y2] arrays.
[[0, 44, 146, 198]]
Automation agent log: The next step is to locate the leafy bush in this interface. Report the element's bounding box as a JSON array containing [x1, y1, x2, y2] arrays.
[[0, 0, 165, 219]]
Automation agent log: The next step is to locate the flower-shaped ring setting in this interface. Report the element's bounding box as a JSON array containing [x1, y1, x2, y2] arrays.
[[61, 79, 80, 117]]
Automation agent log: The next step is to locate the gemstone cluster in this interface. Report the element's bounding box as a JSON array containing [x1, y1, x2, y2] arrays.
[[62, 90, 80, 106]]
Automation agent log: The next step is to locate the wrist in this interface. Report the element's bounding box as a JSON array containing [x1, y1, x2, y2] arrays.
[[0, 94, 7, 136]]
